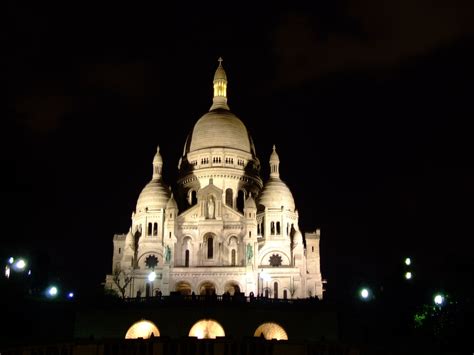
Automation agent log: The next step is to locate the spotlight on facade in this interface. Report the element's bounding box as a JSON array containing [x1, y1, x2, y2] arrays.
[[405, 257, 411, 266], [47, 286, 58, 297], [405, 271, 412, 280], [14, 259, 26, 271], [359, 288, 370, 300], [148, 271, 157, 282], [434, 294, 444, 306], [261, 271, 271, 282]]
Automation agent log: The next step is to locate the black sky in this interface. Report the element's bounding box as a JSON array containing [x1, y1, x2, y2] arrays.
[[5, 2, 474, 299]]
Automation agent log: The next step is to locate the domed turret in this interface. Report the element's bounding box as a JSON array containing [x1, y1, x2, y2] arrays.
[[166, 193, 178, 210], [136, 147, 170, 213], [258, 145, 295, 211], [245, 193, 257, 209]]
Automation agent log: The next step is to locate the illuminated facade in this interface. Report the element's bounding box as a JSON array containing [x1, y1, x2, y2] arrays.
[[105, 59, 323, 299]]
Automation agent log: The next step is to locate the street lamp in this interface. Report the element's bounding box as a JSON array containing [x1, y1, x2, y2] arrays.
[[148, 271, 156, 297], [434, 293, 444, 306], [14, 259, 26, 271], [359, 287, 371, 301], [405, 271, 413, 280], [47, 286, 58, 298], [405, 257, 411, 266]]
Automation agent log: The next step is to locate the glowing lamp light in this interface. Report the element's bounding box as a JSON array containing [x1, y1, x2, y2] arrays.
[[405, 271, 412, 280], [254, 322, 288, 340], [125, 320, 160, 339], [148, 271, 157, 282], [360, 288, 370, 300], [48, 286, 58, 297], [434, 294, 444, 306], [405, 258, 411, 266], [5, 266, 10, 279], [8, 257, 14, 264], [68, 292, 74, 299], [15, 259, 26, 270], [189, 319, 225, 339]]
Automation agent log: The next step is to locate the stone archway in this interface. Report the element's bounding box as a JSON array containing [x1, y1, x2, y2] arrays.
[[199, 281, 216, 295], [254, 322, 288, 340], [175, 281, 192, 295], [224, 281, 241, 296], [125, 320, 160, 339]]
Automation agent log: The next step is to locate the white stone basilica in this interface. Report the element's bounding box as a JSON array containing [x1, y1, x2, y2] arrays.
[[105, 59, 324, 299]]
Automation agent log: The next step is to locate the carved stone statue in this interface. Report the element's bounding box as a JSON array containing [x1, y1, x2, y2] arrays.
[[246, 244, 253, 264], [165, 245, 172, 264], [207, 195, 215, 219]]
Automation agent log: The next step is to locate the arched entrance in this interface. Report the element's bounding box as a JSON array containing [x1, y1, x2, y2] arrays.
[[125, 320, 160, 339], [224, 281, 241, 296], [175, 281, 192, 295], [189, 319, 225, 339], [199, 281, 216, 295], [254, 322, 288, 340]]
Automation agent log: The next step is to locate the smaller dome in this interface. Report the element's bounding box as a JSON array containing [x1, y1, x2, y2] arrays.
[[258, 178, 295, 211], [136, 179, 170, 212], [166, 193, 178, 209], [245, 194, 257, 209]]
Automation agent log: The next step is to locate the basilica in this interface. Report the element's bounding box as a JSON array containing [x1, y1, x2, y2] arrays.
[[105, 59, 324, 299]]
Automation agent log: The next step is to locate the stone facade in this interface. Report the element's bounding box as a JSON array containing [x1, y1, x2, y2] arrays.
[[105, 59, 324, 299]]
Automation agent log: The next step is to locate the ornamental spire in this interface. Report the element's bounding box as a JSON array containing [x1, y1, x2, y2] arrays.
[[152, 146, 163, 180], [269, 145, 280, 178], [210, 57, 229, 110]]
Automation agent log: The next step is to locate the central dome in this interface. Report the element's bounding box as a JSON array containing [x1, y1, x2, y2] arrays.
[[189, 109, 251, 153]]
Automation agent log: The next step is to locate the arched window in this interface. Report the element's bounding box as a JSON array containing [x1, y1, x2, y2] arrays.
[[146, 283, 150, 297], [231, 249, 236, 266], [257, 224, 260, 235], [283, 290, 288, 299], [312, 246, 314, 252], [207, 237, 214, 259], [237, 190, 245, 212], [271, 222, 275, 235], [147, 223, 153, 236], [287, 223, 289, 235], [153, 223, 158, 236], [185, 250, 189, 267], [191, 190, 197, 206], [225, 188, 233, 207], [274, 282, 278, 299], [276, 222, 281, 235]]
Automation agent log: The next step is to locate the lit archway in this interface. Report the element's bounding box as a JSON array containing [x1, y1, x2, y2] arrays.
[[175, 281, 192, 295], [199, 281, 216, 295], [224, 281, 241, 295], [254, 322, 288, 340], [189, 319, 225, 339], [125, 320, 160, 339]]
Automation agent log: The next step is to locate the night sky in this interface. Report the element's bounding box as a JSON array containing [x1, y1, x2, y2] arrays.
[[6, 2, 474, 300]]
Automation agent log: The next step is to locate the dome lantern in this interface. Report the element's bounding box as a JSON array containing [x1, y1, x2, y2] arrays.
[[269, 145, 280, 178], [210, 57, 229, 111]]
